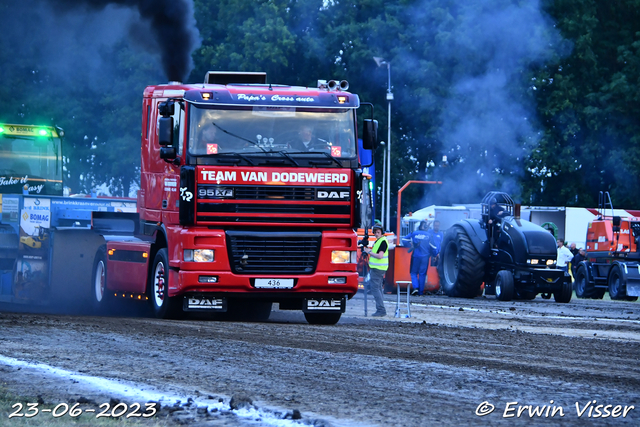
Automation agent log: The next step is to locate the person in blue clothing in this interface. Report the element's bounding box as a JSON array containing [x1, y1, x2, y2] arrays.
[[427, 220, 444, 267], [402, 220, 435, 296]]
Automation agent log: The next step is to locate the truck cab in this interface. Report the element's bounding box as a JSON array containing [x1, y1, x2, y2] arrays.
[[0, 124, 63, 196], [98, 72, 377, 324]]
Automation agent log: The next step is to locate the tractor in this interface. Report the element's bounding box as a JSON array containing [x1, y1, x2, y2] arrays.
[[437, 192, 572, 302]]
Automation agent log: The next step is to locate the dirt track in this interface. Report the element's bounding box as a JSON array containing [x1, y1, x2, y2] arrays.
[[1, 293, 639, 426]]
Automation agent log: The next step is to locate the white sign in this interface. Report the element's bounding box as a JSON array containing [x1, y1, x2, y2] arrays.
[[20, 197, 51, 236]]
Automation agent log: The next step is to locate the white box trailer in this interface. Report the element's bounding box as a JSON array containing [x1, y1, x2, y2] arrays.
[[522, 206, 640, 250]]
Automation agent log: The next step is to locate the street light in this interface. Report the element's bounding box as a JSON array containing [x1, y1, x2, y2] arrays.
[[373, 57, 393, 232]]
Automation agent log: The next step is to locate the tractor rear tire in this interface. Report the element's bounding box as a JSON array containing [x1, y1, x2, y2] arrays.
[[437, 225, 485, 298], [495, 270, 514, 301], [574, 265, 605, 299], [608, 265, 639, 301]]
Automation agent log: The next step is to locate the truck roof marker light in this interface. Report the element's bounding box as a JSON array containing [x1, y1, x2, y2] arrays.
[[337, 96, 348, 104], [0, 127, 4, 133], [38, 129, 48, 136], [201, 92, 212, 100]]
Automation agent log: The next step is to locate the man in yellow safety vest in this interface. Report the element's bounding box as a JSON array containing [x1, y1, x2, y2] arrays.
[[364, 221, 389, 316]]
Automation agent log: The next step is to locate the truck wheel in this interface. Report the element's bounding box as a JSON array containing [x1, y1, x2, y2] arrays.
[[91, 246, 112, 313], [554, 278, 572, 303], [438, 225, 485, 298], [608, 265, 638, 301], [304, 312, 341, 325], [575, 265, 605, 299], [495, 270, 514, 301], [149, 248, 183, 319]]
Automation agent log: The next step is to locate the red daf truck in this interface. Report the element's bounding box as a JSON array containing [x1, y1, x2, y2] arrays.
[[91, 72, 377, 324]]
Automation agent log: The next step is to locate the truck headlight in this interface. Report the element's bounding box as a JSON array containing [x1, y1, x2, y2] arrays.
[[184, 249, 214, 262], [331, 250, 350, 263], [546, 259, 555, 266], [527, 259, 539, 265]]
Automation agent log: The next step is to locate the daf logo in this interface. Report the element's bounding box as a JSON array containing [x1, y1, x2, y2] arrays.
[[317, 190, 350, 200], [308, 299, 341, 307], [306, 298, 343, 310]]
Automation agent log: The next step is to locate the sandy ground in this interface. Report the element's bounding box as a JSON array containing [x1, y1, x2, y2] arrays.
[[0, 292, 639, 426]]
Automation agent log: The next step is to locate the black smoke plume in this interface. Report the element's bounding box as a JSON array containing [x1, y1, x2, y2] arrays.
[[52, 0, 200, 81]]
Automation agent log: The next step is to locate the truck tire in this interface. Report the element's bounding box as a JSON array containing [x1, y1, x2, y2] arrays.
[[554, 277, 572, 303], [495, 270, 514, 301], [90, 246, 112, 314], [149, 248, 184, 319], [608, 265, 639, 301], [304, 312, 342, 325], [574, 265, 605, 299], [438, 225, 485, 298]]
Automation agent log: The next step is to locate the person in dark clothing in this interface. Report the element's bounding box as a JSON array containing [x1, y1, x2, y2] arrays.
[[488, 198, 508, 242], [489, 198, 508, 223], [289, 125, 330, 151], [402, 220, 435, 296], [427, 220, 444, 267], [569, 242, 578, 256], [570, 248, 586, 278]]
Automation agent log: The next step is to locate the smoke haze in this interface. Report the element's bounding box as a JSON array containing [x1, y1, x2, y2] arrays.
[[1, 0, 200, 82], [405, 0, 567, 206]]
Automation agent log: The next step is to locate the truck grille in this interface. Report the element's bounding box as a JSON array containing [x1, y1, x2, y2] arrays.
[[196, 184, 351, 225], [226, 231, 321, 275], [234, 186, 315, 200]]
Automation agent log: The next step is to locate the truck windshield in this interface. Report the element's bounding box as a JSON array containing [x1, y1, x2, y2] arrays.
[[188, 105, 357, 158], [0, 125, 63, 195]]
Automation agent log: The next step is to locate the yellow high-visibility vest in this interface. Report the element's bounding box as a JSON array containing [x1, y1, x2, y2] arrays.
[[369, 236, 389, 271]]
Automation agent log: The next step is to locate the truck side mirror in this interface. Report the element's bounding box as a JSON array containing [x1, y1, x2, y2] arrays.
[[158, 101, 175, 117], [362, 119, 378, 150], [158, 117, 173, 146], [160, 146, 177, 160]]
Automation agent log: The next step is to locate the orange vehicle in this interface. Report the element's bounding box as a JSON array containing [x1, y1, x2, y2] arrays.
[[575, 192, 640, 300]]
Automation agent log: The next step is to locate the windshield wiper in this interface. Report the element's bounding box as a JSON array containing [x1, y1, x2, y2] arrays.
[[286, 150, 342, 167], [215, 152, 256, 166], [211, 122, 266, 152], [274, 151, 300, 166]]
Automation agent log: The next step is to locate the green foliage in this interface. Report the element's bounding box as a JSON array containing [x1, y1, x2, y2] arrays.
[[1, 0, 639, 212]]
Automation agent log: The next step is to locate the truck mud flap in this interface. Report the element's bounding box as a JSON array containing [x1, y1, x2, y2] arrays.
[[183, 295, 227, 312], [621, 264, 640, 297], [303, 296, 346, 313]]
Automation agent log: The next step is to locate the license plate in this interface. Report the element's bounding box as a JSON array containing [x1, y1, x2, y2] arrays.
[[254, 278, 294, 289]]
